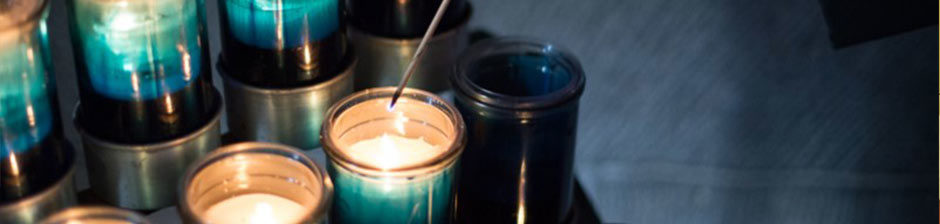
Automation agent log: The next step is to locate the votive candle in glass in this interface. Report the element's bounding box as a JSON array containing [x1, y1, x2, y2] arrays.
[[180, 142, 332, 224], [67, 0, 218, 142], [321, 87, 465, 224], [218, 0, 346, 87], [0, 0, 73, 202]]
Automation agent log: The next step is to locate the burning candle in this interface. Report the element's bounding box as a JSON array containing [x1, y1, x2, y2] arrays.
[[69, 0, 203, 100], [67, 0, 218, 143], [180, 142, 332, 224], [204, 193, 305, 223], [321, 87, 465, 224]]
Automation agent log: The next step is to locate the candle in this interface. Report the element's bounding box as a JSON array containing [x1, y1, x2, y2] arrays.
[[180, 142, 332, 224], [70, 0, 203, 100], [67, 0, 218, 142], [0, 4, 53, 157], [204, 193, 305, 224], [217, 0, 346, 87], [322, 87, 466, 224], [346, 134, 444, 169], [0, 0, 73, 203]]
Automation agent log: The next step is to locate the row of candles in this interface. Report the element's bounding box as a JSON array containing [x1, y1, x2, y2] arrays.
[[0, 0, 585, 223]]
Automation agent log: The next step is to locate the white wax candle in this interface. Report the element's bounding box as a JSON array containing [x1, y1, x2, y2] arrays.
[[204, 193, 305, 224], [347, 133, 444, 169]]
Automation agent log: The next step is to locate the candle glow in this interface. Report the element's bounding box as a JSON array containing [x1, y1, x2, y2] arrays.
[[347, 133, 443, 170], [71, 0, 203, 100], [323, 88, 465, 224], [204, 193, 305, 224]]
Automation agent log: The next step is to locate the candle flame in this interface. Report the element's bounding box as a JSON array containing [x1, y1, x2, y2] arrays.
[[248, 202, 276, 224]]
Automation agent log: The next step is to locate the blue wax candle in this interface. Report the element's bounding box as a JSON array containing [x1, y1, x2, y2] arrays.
[[322, 88, 466, 224], [223, 0, 338, 49], [71, 0, 203, 100], [327, 134, 455, 224], [0, 16, 54, 158]]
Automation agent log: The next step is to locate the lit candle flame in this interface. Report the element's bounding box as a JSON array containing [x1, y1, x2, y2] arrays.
[[248, 202, 276, 224]]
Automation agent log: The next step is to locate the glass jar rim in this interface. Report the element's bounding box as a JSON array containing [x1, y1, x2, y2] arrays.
[[178, 142, 333, 224], [452, 36, 586, 110], [321, 87, 466, 176]]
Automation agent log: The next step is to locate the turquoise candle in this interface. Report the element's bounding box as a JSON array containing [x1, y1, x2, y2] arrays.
[[0, 5, 54, 158], [222, 0, 338, 49], [322, 88, 466, 224], [70, 0, 203, 100]]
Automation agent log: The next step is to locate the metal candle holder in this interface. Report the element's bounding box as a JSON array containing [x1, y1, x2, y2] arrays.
[[219, 53, 355, 150], [348, 5, 472, 92], [74, 92, 223, 210], [0, 157, 76, 224]]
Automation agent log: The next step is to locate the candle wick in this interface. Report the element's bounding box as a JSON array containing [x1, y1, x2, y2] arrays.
[[388, 0, 452, 108]]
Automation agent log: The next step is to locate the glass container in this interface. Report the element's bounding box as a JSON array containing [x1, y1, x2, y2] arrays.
[[0, 0, 72, 203], [450, 37, 586, 223], [67, 0, 218, 143], [180, 142, 332, 224], [321, 87, 465, 224]]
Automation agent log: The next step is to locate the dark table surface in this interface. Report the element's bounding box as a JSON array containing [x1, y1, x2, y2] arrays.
[[45, 0, 935, 223]]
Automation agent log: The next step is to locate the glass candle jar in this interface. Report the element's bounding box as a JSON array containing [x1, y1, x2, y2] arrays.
[[218, 0, 347, 87], [0, 0, 73, 203], [180, 142, 332, 224], [67, 0, 218, 143], [321, 87, 465, 224], [41, 206, 149, 224], [450, 37, 586, 223]]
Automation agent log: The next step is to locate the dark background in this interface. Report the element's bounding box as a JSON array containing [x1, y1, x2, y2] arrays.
[[43, 0, 936, 223]]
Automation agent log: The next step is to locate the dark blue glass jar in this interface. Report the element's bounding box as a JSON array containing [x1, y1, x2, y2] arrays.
[[451, 37, 585, 223]]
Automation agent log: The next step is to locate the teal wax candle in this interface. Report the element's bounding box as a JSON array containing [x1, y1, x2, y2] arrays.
[[70, 0, 203, 100], [0, 10, 54, 157], [222, 0, 338, 49], [322, 88, 466, 224]]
